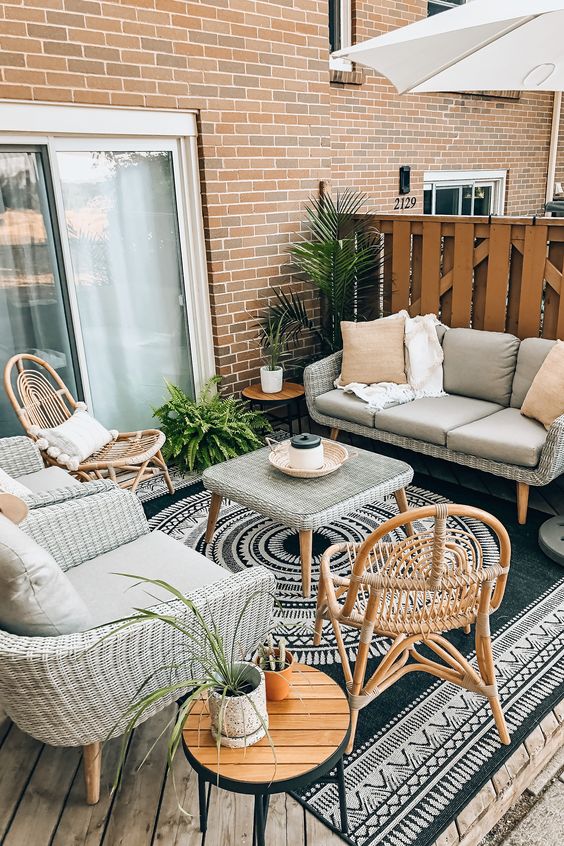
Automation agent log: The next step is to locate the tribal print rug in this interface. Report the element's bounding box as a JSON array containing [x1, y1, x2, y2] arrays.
[[145, 478, 564, 846]]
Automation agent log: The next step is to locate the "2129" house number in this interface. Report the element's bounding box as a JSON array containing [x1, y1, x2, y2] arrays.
[[394, 196, 417, 210]]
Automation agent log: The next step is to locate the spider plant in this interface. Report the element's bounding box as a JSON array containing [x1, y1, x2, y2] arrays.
[[269, 188, 384, 354], [104, 576, 273, 794]]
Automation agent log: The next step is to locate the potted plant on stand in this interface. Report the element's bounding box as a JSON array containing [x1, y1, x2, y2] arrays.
[[255, 634, 295, 701], [259, 313, 287, 394], [109, 576, 272, 791]]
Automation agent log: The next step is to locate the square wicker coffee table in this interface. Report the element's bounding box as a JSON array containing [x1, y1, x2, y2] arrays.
[[202, 444, 413, 597]]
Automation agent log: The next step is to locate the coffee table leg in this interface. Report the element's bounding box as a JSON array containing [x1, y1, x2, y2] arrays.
[[205, 493, 223, 543], [336, 757, 349, 834], [299, 530, 312, 598], [393, 487, 413, 535]]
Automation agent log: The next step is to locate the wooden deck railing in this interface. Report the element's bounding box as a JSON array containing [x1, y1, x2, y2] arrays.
[[367, 214, 564, 339]]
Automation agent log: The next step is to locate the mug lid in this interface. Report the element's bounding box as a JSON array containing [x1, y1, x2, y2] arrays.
[[290, 433, 322, 450]]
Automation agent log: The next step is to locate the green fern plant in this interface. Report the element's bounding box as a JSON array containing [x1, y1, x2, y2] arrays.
[[153, 377, 271, 472]]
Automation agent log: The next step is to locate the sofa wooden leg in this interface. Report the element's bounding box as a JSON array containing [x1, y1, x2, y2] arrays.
[[329, 428, 340, 441], [516, 482, 529, 525], [83, 742, 101, 805]]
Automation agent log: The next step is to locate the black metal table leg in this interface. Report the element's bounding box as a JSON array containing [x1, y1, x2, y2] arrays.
[[336, 757, 349, 834], [254, 793, 267, 846], [198, 774, 207, 833]]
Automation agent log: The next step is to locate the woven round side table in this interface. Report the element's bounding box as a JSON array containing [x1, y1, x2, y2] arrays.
[[182, 664, 350, 846]]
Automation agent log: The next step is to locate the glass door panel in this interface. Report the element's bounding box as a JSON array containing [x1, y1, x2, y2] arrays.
[[56, 148, 194, 431], [435, 186, 460, 215], [0, 149, 76, 435]]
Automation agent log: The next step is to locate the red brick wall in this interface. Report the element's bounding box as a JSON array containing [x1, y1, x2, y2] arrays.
[[0, 0, 561, 390]]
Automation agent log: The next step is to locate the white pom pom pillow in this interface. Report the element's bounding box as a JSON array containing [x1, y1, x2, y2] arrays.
[[30, 405, 118, 471]]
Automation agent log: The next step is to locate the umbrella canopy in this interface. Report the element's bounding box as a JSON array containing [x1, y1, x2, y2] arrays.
[[332, 0, 564, 94]]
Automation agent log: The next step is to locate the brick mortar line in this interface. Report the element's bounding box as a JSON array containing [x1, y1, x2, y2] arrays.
[[431, 698, 564, 846]]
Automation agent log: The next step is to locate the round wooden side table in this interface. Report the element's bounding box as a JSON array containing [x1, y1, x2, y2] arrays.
[[182, 664, 350, 846], [242, 381, 305, 435]]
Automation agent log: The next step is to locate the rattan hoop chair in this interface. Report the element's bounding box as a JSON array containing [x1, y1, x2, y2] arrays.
[[4, 353, 174, 494], [314, 503, 511, 754]]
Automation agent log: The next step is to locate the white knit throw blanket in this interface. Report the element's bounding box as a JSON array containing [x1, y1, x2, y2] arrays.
[[337, 312, 445, 411]]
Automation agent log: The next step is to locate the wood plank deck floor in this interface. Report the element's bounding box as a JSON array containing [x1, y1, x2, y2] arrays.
[[1, 440, 562, 846]]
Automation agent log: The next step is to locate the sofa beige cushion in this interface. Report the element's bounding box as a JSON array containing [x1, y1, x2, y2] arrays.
[[374, 396, 502, 446], [521, 340, 564, 429], [67, 530, 229, 628], [447, 408, 546, 468], [315, 390, 377, 427], [442, 328, 520, 405], [339, 316, 407, 386], [0, 514, 91, 636], [510, 337, 555, 408]]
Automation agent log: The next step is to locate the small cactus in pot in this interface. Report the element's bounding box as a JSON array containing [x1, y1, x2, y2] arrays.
[[255, 634, 295, 701]]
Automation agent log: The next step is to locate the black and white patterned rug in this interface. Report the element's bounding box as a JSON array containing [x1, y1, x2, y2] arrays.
[[146, 479, 564, 846]]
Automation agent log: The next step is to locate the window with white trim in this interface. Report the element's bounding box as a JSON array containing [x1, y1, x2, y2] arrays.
[[428, 0, 466, 16], [423, 170, 506, 216], [329, 0, 352, 70]]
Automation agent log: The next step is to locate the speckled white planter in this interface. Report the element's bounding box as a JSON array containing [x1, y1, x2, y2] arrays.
[[208, 663, 268, 748], [260, 366, 283, 394]]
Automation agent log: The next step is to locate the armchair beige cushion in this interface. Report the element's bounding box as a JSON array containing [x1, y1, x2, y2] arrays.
[[339, 316, 407, 386], [0, 514, 91, 636], [522, 340, 564, 429]]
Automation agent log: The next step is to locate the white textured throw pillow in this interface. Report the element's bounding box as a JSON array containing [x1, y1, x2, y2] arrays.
[[0, 514, 92, 636], [0, 468, 31, 497], [31, 407, 118, 471]]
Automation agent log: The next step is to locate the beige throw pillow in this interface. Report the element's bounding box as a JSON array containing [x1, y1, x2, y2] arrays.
[[521, 340, 564, 429], [339, 316, 407, 386]]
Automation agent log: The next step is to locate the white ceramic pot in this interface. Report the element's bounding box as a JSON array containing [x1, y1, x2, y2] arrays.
[[208, 663, 268, 748], [288, 433, 324, 470], [260, 365, 283, 394]]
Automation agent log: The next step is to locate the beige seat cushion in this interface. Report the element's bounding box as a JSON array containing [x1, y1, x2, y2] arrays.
[[67, 530, 229, 628], [522, 340, 564, 429], [510, 337, 555, 408], [0, 514, 91, 636], [18, 466, 81, 493], [374, 396, 502, 446], [315, 390, 377, 427], [447, 407, 546, 468], [339, 316, 407, 386], [442, 327, 520, 405]]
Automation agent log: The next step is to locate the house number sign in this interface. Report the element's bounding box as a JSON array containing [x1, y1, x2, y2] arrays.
[[394, 196, 417, 210]]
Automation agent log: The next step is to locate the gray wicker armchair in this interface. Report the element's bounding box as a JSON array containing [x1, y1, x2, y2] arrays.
[[0, 487, 275, 804], [304, 350, 564, 523]]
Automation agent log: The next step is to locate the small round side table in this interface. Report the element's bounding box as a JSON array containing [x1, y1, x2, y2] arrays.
[[242, 382, 305, 435], [182, 664, 350, 846]]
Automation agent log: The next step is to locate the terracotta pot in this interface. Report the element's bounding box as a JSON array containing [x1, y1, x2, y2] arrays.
[[255, 649, 295, 701]]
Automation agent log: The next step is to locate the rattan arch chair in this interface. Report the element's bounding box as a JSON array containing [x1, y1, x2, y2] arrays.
[[314, 503, 511, 754], [4, 353, 174, 494]]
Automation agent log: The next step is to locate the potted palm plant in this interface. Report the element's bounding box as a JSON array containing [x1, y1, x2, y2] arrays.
[[268, 188, 384, 356], [108, 576, 271, 789], [255, 635, 295, 701], [259, 313, 287, 393]]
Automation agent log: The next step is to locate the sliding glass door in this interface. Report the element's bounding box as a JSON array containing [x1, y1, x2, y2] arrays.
[[55, 142, 194, 430], [0, 149, 77, 435], [0, 138, 196, 436]]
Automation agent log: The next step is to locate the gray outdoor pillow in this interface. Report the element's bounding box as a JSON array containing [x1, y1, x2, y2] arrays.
[[510, 337, 556, 408], [442, 327, 520, 405], [0, 514, 92, 636]]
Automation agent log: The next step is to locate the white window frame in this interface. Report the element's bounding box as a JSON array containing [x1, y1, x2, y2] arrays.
[[0, 103, 215, 402], [423, 169, 507, 216], [329, 0, 353, 72]]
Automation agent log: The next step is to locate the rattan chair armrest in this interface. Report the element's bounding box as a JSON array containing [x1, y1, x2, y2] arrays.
[[303, 351, 343, 403], [21, 488, 150, 571], [24, 479, 116, 510], [0, 435, 44, 476], [0, 567, 275, 746], [539, 413, 564, 478]]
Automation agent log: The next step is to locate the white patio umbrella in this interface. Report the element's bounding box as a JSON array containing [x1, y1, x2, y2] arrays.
[[331, 0, 564, 94]]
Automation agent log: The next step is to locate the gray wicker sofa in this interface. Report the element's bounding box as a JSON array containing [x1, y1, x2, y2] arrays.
[[305, 326, 564, 524], [0, 485, 275, 803]]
